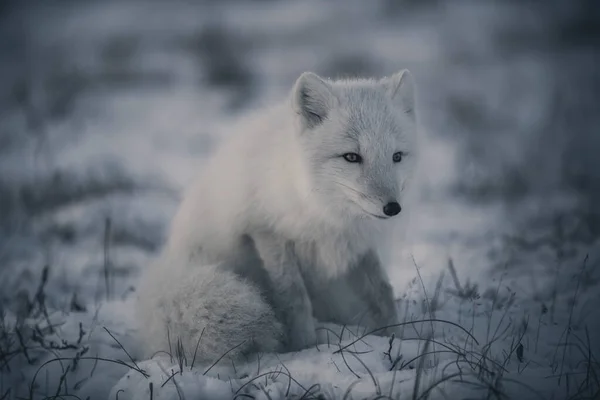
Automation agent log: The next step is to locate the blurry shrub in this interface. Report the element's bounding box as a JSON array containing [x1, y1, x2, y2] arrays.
[[187, 24, 255, 109], [320, 53, 382, 79]]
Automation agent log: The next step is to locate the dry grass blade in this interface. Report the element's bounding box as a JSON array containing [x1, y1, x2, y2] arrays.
[[234, 370, 309, 398], [161, 368, 178, 388], [558, 254, 588, 385], [104, 217, 112, 301], [274, 355, 294, 397], [334, 319, 479, 355], [103, 327, 144, 375], [338, 343, 361, 379], [412, 336, 432, 400], [29, 356, 150, 399], [342, 380, 361, 400], [299, 383, 321, 400], [347, 350, 381, 395], [203, 340, 247, 376], [190, 327, 205, 370], [415, 372, 463, 400]]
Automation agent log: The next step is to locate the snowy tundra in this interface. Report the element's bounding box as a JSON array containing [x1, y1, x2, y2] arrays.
[[137, 70, 419, 362]]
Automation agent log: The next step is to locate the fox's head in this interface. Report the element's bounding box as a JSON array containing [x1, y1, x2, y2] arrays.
[[291, 70, 418, 224]]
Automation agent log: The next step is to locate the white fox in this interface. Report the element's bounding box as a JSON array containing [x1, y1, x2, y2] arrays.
[[137, 70, 419, 363]]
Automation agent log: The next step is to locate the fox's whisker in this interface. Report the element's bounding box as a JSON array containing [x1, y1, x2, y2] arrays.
[[332, 180, 381, 208]]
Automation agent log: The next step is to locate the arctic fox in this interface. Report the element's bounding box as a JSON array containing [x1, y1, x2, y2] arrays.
[[137, 70, 419, 363]]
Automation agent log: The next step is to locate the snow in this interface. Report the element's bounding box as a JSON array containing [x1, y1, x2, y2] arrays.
[[107, 322, 529, 400], [110, 332, 451, 400], [1, 0, 599, 399]]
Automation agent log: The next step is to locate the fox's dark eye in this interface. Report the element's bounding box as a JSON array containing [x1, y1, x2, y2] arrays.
[[392, 152, 404, 163], [343, 153, 362, 163]]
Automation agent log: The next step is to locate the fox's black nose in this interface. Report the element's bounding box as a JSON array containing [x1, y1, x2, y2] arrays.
[[383, 202, 401, 217]]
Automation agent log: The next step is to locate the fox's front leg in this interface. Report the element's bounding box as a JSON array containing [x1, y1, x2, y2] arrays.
[[251, 232, 317, 351], [348, 250, 400, 336]]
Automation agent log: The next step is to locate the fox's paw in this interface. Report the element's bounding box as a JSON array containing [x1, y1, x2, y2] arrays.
[[286, 316, 317, 351]]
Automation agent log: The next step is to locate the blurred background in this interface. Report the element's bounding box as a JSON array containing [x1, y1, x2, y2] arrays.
[[0, 0, 599, 361]]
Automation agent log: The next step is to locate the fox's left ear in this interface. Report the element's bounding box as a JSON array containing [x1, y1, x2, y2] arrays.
[[382, 69, 416, 119]]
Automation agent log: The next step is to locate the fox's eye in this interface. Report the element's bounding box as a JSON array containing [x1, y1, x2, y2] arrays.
[[392, 152, 404, 163], [343, 153, 362, 163]]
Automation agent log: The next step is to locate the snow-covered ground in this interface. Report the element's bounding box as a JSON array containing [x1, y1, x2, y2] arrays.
[[1, 1, 599, 399]]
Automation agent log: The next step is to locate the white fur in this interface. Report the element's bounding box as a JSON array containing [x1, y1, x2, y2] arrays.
[[137, 70, 419, 363]]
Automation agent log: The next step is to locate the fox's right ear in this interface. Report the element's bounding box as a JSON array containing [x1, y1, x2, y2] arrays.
[[382, 69, 416, 119], [292, 72, 337, 130]]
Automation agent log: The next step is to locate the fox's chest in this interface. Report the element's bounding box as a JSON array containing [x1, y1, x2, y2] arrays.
[[292, 233, 371, 279]]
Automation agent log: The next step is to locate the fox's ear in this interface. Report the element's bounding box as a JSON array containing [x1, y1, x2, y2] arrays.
[[383, 69, 415, 118], [292, 72, 337, 130]]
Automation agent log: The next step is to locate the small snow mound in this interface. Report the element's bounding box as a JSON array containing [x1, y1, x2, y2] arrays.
[[110, 360, 233, 400]]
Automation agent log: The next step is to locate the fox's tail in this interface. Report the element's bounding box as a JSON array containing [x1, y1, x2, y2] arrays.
[[136, 257, 283, 364]]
